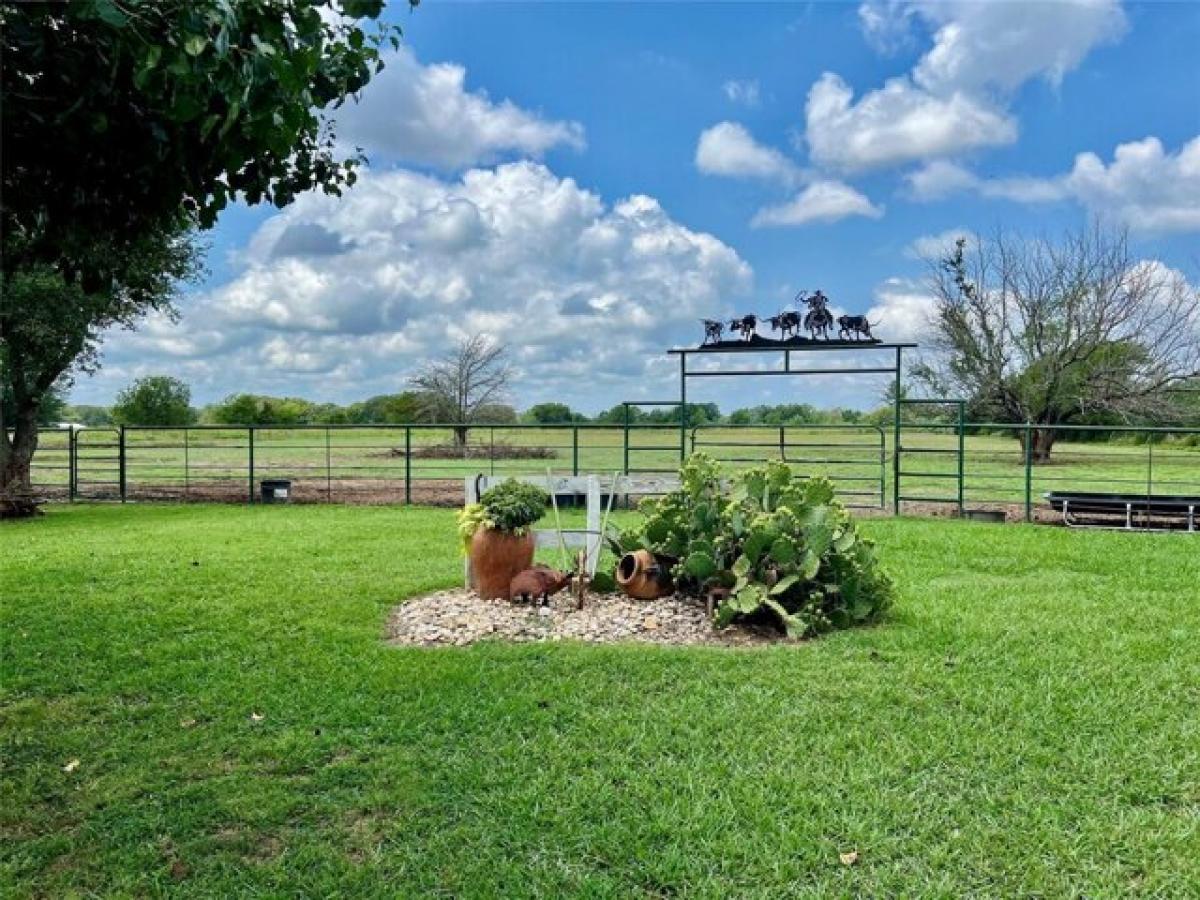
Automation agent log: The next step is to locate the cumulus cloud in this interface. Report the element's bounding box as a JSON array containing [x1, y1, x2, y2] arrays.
[[865, 277, 937, 342], [722, 79, 762, 107], [909, 0, 1127, 95], [1066, 135, 1200, 234], [905, 228, 976, 260], [94, 163, 752, 407], [695, 122, 801, 183], [751, 180, 883, 227], [805, 1, 1125, 171], [805, 72, 1016, 171], [904, 159, 1068, 203], [905, 135, 1200, 234], [336, 47, 585, 169]]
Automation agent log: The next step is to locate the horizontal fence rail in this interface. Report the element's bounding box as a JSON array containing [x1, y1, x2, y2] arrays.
[[17, 421, 1200, 521]]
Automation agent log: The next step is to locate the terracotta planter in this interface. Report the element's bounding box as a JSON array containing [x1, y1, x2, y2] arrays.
[[470, 529, 536, 601], [615, 550, 675, 600]]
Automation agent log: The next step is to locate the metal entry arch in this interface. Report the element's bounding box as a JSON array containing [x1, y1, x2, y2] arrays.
[[668, 340, 917, 514]]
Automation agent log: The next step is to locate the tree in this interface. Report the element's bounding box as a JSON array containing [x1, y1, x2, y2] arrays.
[[111, 376, 195, 426], [202, 394, 316, 425], [2, 380, 67, 428], [2, 0, 397, 285], [409, 334, 513, 449], [0, 0, 397, 514], [1, 230, 201, 515], [62, 405, 114, 427], [523, 403, 583, 424], [915, 227, 1200, 461], [347, 392, 425, 424]]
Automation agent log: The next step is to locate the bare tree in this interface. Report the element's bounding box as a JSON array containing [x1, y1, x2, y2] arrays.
[[915, 225, 1200, 462], [409, 334, 513, 450]]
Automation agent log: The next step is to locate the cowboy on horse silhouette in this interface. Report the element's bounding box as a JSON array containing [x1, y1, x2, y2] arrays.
[[800, 290, 834, 340]]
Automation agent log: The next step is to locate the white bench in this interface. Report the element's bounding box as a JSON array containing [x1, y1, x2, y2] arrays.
[[463, 473, 679, 586]]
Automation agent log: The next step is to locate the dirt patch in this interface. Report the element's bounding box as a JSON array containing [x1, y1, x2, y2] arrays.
[[383, 442, 559, 461], [386, 588, 785, 648]]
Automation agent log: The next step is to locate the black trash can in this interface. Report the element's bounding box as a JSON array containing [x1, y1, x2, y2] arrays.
[[260, 479, 292, 503]]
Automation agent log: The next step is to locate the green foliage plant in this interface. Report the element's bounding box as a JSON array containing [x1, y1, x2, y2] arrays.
[[633, 453, 895, 638], [456, 480, 550, 551]]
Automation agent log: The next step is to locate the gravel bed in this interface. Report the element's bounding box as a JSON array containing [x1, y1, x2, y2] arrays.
[[385, 588, 784, 647]]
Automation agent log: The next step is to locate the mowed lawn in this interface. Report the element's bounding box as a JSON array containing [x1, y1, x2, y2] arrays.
[[3, 505, 1199, 897]]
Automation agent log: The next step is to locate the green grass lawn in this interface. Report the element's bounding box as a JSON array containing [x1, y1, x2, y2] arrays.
[[3, 504, 1199, 896]]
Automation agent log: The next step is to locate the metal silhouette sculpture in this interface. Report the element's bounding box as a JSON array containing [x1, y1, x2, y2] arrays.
[[802, 290, 834, 341], [768, 310, 801, 339], [696, 289, 881, 346], [728, 314, 758, 341], [837, 314, 876, 342]]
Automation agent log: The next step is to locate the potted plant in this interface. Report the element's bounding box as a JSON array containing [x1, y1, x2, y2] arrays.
[[457, 480, 550, 600]]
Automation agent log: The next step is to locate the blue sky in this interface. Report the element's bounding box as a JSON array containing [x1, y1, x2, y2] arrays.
[[81, 0, 1200, 414]]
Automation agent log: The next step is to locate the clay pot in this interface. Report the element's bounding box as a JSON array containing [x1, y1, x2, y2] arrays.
[[616, 550, 675, 600], [470, 529, 536, 601]]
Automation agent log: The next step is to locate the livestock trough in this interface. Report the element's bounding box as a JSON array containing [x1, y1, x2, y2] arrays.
[[1044, 491, 1198, 532]]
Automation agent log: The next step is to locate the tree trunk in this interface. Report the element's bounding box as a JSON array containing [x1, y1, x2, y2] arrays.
[[1019, 426, 1058, 464], [0, 405, 42, 517], [453, 424, 469, 452]]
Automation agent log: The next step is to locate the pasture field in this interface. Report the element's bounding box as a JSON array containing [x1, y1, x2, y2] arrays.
[[28, 423, 1200, 513], [3, 504, 1199, 896]]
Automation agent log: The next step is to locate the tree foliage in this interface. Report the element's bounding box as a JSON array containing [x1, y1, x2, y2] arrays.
[[523, 403, 585, 424], [1, 230, 202, 510], [1, 0, 398, 285], [111, 376, 195, 426], [915, 226, 1200, 460], [1, 0, 398, 513]]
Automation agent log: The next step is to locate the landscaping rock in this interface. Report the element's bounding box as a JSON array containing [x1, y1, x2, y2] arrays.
[[385, 589, 782, 648]]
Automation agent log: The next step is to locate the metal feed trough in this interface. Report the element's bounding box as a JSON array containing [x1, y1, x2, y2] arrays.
[[1044, 491, 1198, 532]]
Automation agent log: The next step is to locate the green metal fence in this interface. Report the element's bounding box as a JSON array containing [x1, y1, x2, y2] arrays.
[[893, 422, 1200, 521], [20, 420, 1200, 517]]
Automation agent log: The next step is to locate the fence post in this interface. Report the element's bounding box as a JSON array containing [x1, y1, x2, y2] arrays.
[[957, 402, 965, 517], [1146, 437, 1153, 532], [404, 426, 412, 506], [184, 428, 190, 500], [679, 356, 688, 463], [892, 347, 901, 515], [248, 426, 255, 504], [779, 426, 785, 462], [326, 426, 332, 502], [1023, 422, 1033, 522], [68, 427, 77, 501], [878, 427, 886, 509], [572, 426, 579, 476], [623, 406, 630, 475], [118, 426, 127, 502]]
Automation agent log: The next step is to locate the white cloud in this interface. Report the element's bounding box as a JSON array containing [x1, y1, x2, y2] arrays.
[[94, 163, 753, 407], [751, 180, 883, 227], [336, 48, 584, 169], [806, 1, 1125, 171], [909, 0, 1126, 94], [1065, 135, 1200, 234], [906, 135, 1200, 234], [805, 72, 1016, 171], [695, 122, 800, 183], [905, 228, 975, 260], [904, 160, 1068, 203], [904, 160, 980, 200], [722, 79, 762, 107], [865, 277, 936, 342]]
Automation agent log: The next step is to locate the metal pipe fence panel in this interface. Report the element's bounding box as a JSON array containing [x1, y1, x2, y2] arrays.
[[20, 421, 1200, 518]]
